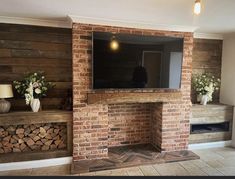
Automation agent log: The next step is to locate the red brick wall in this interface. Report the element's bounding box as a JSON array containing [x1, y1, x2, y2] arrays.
[[108, 103, 152, 147], [72, 23, 193, 161], [151, 103, 163, 150]]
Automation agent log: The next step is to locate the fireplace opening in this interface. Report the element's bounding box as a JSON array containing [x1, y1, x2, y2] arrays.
[[190, 122, 230, 134]]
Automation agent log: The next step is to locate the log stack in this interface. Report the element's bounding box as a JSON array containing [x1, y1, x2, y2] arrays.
[[0, 123, 67, 154]]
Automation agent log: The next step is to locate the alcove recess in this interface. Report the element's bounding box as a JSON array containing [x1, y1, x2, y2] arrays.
[[190, 104, 233, 144], [0, 23, 72, 163]]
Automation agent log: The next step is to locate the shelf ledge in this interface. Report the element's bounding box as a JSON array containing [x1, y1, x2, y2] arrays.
[[0, 110, 72, 126]]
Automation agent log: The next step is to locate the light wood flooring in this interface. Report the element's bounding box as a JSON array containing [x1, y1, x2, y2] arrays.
[[1, 147, 235, 176]]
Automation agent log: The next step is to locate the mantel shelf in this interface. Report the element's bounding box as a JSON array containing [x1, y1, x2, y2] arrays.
[[0, 110, 72, 126], [87, 91, 182, 105]]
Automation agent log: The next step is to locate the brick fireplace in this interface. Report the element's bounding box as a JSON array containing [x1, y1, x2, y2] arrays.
[[72, 23, 193, 163]]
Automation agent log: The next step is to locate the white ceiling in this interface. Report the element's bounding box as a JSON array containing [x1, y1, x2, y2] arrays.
[[0, 0, 235, 35]]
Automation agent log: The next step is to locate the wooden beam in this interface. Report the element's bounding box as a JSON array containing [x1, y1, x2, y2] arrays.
[[87, 91, 182, 105]]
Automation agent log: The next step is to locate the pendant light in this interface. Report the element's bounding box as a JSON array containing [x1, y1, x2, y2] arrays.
[[110, 36, 119, 51], [194, 0, 201, 15]]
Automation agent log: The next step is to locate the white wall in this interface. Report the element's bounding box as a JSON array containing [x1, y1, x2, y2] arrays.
[[220, 34, 235, 105], [220, 33, 235, 147]]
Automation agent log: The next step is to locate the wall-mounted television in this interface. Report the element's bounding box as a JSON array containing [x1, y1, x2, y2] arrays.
[[92, 32, 184, 90]]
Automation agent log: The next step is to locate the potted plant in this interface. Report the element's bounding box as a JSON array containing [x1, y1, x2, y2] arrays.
[[13, 72, 55, 112], [192, 73, 220, 105]]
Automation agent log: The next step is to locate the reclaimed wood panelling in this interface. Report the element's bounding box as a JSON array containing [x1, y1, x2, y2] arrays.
[[190, 104, 233, 124], [189, 104, 233, 144], [191, 39, 223, 103], [0, 23, 72, 110]]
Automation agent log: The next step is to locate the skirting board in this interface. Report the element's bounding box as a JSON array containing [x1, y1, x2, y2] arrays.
[[0, 157, 72, 172], [189, 140, 232, 150]]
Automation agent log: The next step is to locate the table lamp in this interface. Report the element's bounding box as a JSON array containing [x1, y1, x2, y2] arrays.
[[0, 84, 14, 113]]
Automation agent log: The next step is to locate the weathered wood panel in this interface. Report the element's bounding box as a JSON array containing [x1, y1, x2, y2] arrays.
[[88, 91, 181, 104], [0, 150, 69, 163], [191, 104, 233, 124], [192, 39, 223, 103], [0, 23, 72, 110], [0, 110, 72, 125], [189, 104, 233, 144], [189, 132, 232, 144]]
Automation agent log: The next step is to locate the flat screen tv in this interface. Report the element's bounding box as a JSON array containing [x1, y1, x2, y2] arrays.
[[92, 32, 184, 89]]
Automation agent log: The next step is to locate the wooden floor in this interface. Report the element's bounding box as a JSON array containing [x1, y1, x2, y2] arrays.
[[1, 147, 235, 176]]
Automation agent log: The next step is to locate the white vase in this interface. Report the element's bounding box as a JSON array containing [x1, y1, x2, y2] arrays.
[[197, 94, 202, 102], [30, 98, 40, 112], [200, 95, 208, 105]]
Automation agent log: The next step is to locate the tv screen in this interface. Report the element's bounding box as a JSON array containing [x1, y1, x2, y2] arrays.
[[92, 32, 184, 89]]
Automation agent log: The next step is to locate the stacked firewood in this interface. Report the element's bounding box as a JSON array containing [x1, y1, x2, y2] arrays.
[[0, 123, 67, 154]]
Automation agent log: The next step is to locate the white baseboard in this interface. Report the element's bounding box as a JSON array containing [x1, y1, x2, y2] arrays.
[[0, 157, 72, 172], [189, 141, 232, 150]]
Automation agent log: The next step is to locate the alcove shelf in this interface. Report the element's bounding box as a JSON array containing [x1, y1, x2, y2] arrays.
[[189, 104, 234, 144], [0, 110, 72, 125], [0, 110, 72, 163]]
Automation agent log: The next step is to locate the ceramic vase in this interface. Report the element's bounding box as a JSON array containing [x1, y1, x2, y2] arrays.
[[30, 98, 40, 112], [200, 95, 208, 105]]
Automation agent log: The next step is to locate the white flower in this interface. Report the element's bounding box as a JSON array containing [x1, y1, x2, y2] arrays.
[[25, 93, 33, 105], [34, 73, 37, 76], [26, 82, 34, 97], [33, 82, 39, 88], [35, 88, 41, 94]]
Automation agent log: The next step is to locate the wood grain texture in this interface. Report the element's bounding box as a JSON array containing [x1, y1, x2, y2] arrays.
[[0, 150, 69, 163], [189, 132, 232, 144], [88, 91, 182, 104], [192, 39, 223, 103], [0, 110, 72, 125], [0, 23, 72, 110], [189, 104, 233, 144], [191, 104, 233, 124]]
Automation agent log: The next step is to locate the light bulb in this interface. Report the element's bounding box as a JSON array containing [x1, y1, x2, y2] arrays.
[[110, 39, 119, 51], [194, 0, 201, 15]]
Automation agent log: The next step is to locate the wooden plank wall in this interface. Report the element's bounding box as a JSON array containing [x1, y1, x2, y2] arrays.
[[0, 23, 72, 111], [191, 39, 223, 104]]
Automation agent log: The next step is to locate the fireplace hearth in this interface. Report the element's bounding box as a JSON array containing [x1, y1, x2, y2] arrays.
[[71, 144, 199, 174]]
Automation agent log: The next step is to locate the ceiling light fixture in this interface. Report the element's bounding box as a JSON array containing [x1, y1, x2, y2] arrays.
[[110, 36, 119, 51], [194, 0, 201, 15]]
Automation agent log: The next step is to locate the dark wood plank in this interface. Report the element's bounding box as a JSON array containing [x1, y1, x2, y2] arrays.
[[192, 39, 223, 103], [0, 110, 72, 125], [0, 23, 72, 110], [0, 150, 70, 163]]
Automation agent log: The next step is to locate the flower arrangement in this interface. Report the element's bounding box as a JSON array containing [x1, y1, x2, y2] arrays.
[[192, 73, 220, 103], [13, 72, 55, 105]]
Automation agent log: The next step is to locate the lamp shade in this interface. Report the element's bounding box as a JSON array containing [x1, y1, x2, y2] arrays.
[[0, 84, 14, 98]]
